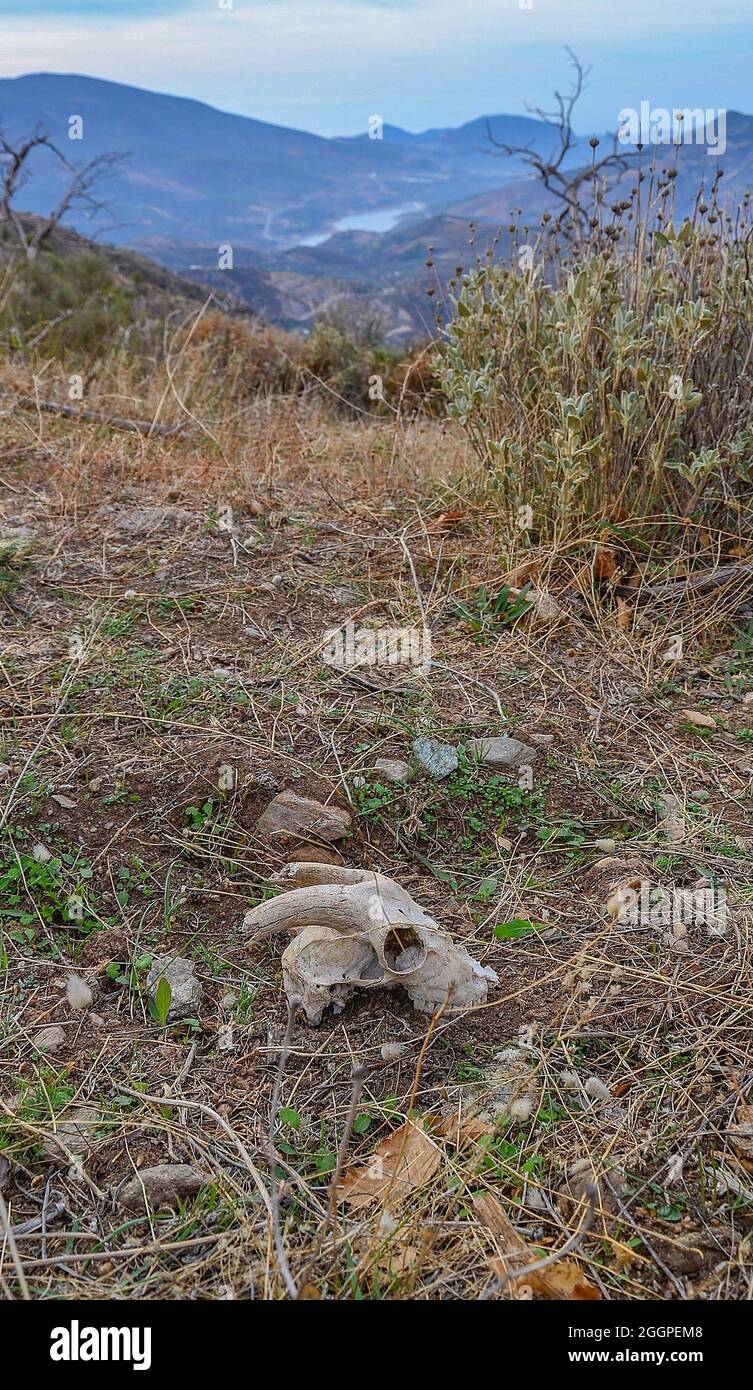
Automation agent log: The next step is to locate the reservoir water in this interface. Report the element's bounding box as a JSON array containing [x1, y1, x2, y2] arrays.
[[299, 202, 423, 246]]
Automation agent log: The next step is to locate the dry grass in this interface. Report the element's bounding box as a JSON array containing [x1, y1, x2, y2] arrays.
[[1, 364, 752, 1301]]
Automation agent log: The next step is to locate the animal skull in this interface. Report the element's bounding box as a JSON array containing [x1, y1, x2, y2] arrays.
[[243, 862, 498, 1024]]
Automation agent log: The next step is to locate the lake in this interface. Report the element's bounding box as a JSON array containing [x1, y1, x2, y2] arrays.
[[299, 202, 424, 246]]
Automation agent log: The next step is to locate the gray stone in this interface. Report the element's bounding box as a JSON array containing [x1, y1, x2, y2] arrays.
[[466, 735, 537, 769], [256, 791, 351, 843], [412, 736, 458, 780], [147, 954, 203, 1021], [374, 758, 410, 784], [33, 1025, 65, 1052], [42, 1105, 100, 1162], [119, 1163, 205, 1213], [100, 504, 195, 537]]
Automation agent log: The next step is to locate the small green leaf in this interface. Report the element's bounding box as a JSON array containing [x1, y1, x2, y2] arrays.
[[493, 919, 543, 940], [279, 1106, 301, 1131], [151, 974, 172, 1027]]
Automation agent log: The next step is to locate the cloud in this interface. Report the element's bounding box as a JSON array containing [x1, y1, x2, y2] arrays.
[[0, 1, 187, 12], [0, 0, 749, 135]]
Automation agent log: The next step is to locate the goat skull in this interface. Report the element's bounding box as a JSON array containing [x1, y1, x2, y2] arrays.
[[243, 863, 498, 1024]]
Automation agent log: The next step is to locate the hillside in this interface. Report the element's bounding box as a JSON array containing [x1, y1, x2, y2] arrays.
[[3, 74, 752, 341], [1, 121, 753, 1306], [0, 73, 562, 249]]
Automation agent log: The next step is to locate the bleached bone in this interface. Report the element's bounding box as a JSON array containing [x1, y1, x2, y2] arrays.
[[243, 863, 498, 1024], [281, 925, 383, 1025]]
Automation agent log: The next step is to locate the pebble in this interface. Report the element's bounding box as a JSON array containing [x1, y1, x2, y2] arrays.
[[146, 955, 203, 1021], [373, 758, 410, 783], [412, 736, 458, 779], [466, 735, 537, 769], [33, 1025, 65, 1052], [118, 1163, 205, 1213], [256, 791, 351, 843]]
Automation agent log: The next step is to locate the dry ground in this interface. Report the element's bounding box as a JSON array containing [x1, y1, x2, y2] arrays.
[[1, 395, 752, 1300]]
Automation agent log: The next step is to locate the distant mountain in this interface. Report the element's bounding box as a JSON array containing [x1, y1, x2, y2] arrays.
[[2, 74, 752, 342], [0, 73, 567, 249], [451, 110, 753, 224]]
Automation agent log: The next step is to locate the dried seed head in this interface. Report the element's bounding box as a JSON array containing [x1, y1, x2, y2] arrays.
[[584, 1076, 612, 1104], [66, 974, 93, 1010]]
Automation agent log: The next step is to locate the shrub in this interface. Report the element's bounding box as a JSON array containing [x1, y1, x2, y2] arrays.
[[437, 214, 753, 546]]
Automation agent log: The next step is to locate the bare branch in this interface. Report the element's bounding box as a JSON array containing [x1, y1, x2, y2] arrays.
[[486, 48, 633, 231], [0, 125, 125, 262]]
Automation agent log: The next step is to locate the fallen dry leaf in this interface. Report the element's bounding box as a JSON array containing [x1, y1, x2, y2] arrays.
[[431, 508, 465, 533], [681, 708, 717, 729], [615, 596, 632, 631], [376, 1228, 436, 1276], [473, 1191, 600, 1300], [428, 1112, 491, 1144], [594, 544, 619, 582], [337, 1120, 441, 1209], [505, 558, 541, 589]]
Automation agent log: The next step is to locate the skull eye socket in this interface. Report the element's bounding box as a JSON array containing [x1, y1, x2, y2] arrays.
[[382, 927, 428, 975]]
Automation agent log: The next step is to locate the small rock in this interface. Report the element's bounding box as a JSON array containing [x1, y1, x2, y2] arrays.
[[380, 1041, 407, 1061], [51, 793, 77, 809], [256, 791, 351, 843], [146, 955, 203, 1021], [529, 733, 554, 746], [532, 589, 563, 621], [32, 842, 52, 864], [523, 1186, 548, 1212], [118, 1163, 205, 1213], [594, 838, 616, 853], [412, 736, 458, 779], [41, 1105, 100, 1162], [466, 735, 537, 769], [681, 708, 717, 729], [374, 758, 410, 784], [33, 1025, 65, 1052]]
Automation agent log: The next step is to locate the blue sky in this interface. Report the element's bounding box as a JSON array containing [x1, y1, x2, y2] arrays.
[[0, 0, 750, 136]]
